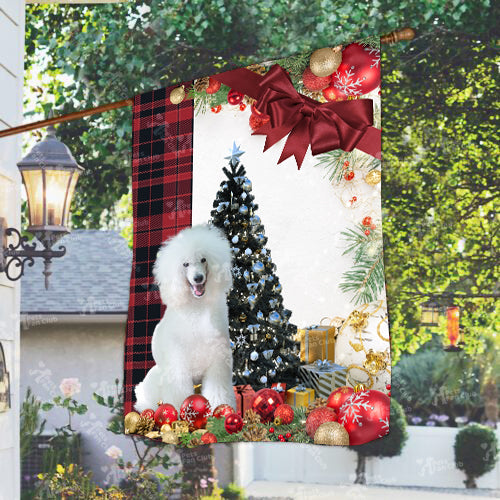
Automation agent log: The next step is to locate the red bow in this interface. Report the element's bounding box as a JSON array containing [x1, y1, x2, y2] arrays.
[[252, 65, 374, 168]]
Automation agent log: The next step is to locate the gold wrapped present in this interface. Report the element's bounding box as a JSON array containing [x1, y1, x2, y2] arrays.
[[285, 384, 315, 407], [296, 317, 338, 363]]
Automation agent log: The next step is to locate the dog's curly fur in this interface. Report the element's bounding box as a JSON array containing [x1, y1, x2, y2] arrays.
[[134, 225, 236, 412]]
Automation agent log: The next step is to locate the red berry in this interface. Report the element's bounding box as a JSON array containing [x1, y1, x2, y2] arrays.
[[344, 171, 355, 181], [364, 229, 370, 236], [387, 392, 391, 397], [344, 161, 350, 167], [227, 88, 244, 105], [269, 427, 274, 433], [239, 103, 247, 111], [278, 434, 284, 440], [371, 224, 377, 230], [386, 384, 391, 390], [206, 77, 221, 94], [285, 432, 292, 439], [211, 105, 222, 113], [362, 216, 373, 227], [352, 196, 357, 202]]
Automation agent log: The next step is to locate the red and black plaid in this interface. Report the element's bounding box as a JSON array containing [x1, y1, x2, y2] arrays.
[[124, 84, 194, 414]]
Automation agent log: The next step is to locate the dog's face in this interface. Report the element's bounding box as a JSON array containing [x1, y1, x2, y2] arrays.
[[182, 254, 208, 298]]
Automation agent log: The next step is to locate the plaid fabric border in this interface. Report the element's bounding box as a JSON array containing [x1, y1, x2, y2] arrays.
[[124, 85, 194, 414]]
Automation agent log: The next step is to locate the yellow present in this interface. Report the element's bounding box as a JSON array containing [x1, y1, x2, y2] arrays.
[[285, 385, 315, 407], [296, 317, 338, 363]]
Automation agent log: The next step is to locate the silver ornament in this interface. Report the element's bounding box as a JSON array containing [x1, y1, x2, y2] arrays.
[[257, 311, 264, 321], [269, 370, 276, 378], [223, 220, 230, 227], [274, 283, 282, 293], [250, 215, 261, 225], [243, 178, 252, 192], [232, 235, 239, 244], [260, 375, 268, 384], [252, 261, 265, 273], [263, 349, 274, 360], [244, 248, 252, 256], [243, 270, 251, 281], [248, 295, 257, 309], [276, 356, 283, 365], [241, 192, 248, 200], [269, 298, 279, 308], [231, 247, 240, 254], [250, 351, 259, 361], [269, 311, 281, 324], [247, 283, 259, 292], [239, 205, 249, 215], [243, 368, 251, 377]]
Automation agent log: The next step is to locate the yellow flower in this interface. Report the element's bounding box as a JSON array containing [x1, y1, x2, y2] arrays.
[[68, 463, 74, 474], [37, 473, 44, 480], [56, 464, 65, 474]]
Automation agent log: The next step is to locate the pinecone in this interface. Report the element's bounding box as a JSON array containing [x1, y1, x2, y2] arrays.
[[302, 88, 326, 102], [189, 437, 202, 447], [242, 424, 270, 442], [305, 397, 328, 416], [243, 409, 261, 425], [194, 77, 210, 92], [247, 63, 268, 75], [135, 415, 155, 435]]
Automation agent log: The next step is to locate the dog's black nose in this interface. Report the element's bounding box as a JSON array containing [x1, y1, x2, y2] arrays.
[[193, 274, 204, 283]]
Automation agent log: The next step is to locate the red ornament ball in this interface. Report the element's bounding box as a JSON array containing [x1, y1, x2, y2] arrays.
[[331, 43, 380, 97], [386, 384, 391, 390], [344, 171, 355, 181], [224, 413, 244, 434], [140, 409, 155, 420], [338, 389, 390, 446], [362, 216, 373, 227], [154, 403, 178, 427], [179, 394, 211, 430], [239, 103, 247, 111], [269, 427, 275, 433], [249, 113, 270, 132], [305, 407, 337, 439], [211, 105, 222, 114], [285, 432, 292, 439], [201, 432, 218, 444], [365, 229, 371, 236], [278, 434, 285, 441], [206, 77, 221, 94], [302, 66, 331, 91], [387, 392, 391, 397], [322, 84, 347, 102], [274, 403, 294, 425], [327, 386, 354, 412], [212, 404, 235, 420], [227, 88, 244, 105], [251, 389, 283, 423]]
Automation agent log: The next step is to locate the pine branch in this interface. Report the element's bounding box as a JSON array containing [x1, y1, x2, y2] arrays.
[[274, 50, 312, 85], [187, 83, 231, 115], [357, 35, 381, 49]]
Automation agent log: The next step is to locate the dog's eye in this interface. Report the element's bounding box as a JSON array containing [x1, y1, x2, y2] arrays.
[[201, 258, 206, 263], [183, 262, 189, 267]]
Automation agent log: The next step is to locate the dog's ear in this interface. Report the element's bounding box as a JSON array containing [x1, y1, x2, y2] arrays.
[[205, 226, 233, 293], [153, 237, 184, 305]]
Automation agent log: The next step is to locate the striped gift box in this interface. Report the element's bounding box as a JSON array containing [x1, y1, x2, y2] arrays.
[[298, 360, 347, 399]]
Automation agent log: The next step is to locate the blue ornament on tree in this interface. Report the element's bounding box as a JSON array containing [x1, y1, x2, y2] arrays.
[[253, 261, 265, 273], [269, 311, 281, 324], [239, 205, 249, 215]]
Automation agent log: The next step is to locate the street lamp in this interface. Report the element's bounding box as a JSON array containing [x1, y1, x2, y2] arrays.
[[420, 299, 440, 327], [0, 125, 83, 289]]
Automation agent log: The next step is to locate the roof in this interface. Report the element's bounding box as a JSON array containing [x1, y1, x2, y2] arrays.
[[21, 230, 132, 314]]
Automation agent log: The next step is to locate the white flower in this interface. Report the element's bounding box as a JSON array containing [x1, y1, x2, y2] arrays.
[[105, 445, 123, 460], [59, 378, 81, 398]]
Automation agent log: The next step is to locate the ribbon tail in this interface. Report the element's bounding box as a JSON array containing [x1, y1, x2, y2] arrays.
[[278, 120, 310, 169], [354, 126, 381, 159]]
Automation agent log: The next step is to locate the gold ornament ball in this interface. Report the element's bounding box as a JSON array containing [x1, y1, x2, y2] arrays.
[[124, 411, 140, 434], [365, 170, 382, 186], [265, 333, 272, 340], [162, 430, 179, 445], [192, 429, 209, 438], [170, 85, 185, 105], [309, 47, 342, 77], [314, 422, 350, 446]]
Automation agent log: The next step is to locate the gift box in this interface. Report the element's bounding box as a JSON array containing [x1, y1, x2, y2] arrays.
[[233, 385, 255, 415], [299, 360, 347, 399], [285, 385, 315, 407], [296, 318, 338, 363], [271, 382, 287, 396]]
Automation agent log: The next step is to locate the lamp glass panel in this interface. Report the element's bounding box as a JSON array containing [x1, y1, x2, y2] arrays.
[[44, 169, 72, 226], [62, 171, 80, 226], [21, 169, 44, 227]]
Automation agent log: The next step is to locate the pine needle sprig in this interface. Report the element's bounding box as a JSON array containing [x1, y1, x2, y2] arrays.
[[188, 83, 231, 115], [339, 223, 385, 305], [274, 50, 312, 85], [357, 35, 381, 49], [315, 149, 381, 184]]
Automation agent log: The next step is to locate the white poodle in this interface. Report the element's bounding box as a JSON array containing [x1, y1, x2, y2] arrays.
[[134, 224, 236, 413]]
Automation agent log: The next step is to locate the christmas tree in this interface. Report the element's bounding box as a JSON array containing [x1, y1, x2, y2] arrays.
[[210, 143, 300, 388]]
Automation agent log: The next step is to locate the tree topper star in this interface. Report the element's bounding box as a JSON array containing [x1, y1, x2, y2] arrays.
[[225, 142, 245, 166]]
